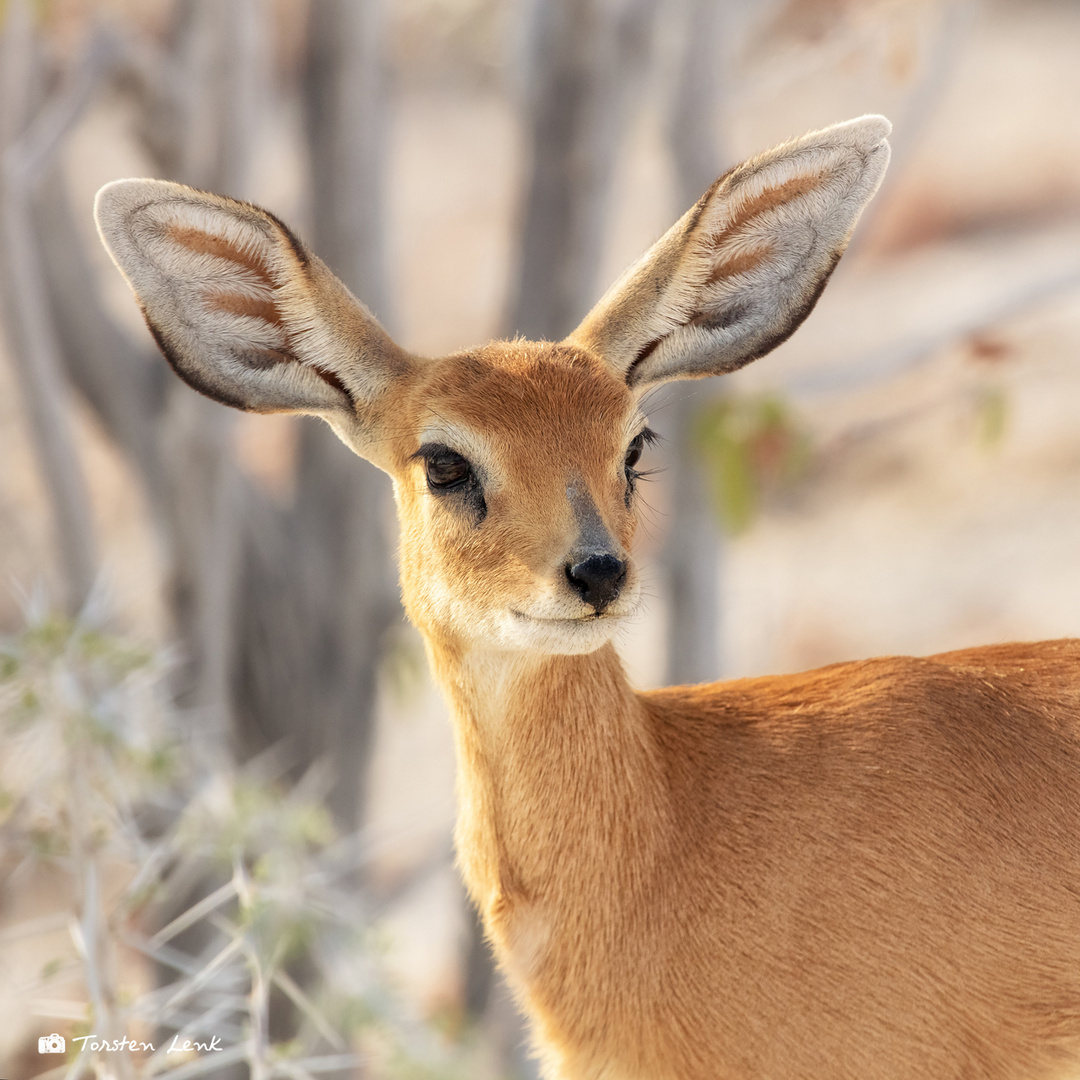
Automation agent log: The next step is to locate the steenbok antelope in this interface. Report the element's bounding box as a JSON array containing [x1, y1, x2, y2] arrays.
[[96, 116, 1080, 1080]]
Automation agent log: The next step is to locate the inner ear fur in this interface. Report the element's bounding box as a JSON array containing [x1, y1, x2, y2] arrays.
[[567, 115, 891, 389], [94, 179, 412, 426]]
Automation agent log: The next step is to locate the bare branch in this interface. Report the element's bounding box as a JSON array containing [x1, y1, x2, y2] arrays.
[[775, 222, 1080, 399], [32, 168, 168, 501], [146, 1043, 248, 1080], [272, 969, 347, 1052], [148, 880, 239, 950], [846, 0, 978, 260], [275, 1055, 366, 1077], [4, 27, 119, 186]]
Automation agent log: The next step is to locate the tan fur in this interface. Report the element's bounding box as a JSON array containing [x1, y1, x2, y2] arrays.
[[707, 171, 824, 253], [94, 117, 1080, 1079], [440, 638, 1080, 1080], [167, 222, 277, 281], [167, 225, 288, 327]]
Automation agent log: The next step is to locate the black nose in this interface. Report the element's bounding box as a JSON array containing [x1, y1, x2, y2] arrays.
[[565, 554, 627, 613]]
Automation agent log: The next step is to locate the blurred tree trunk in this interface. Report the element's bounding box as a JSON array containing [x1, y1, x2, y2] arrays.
[[505, 0, 658, 339], [658, 0, 732, 686], [304, 0, 391, 323], [0, 4, 98, 615], [228, 0, 400, 831], [26, 0, 396, 829]]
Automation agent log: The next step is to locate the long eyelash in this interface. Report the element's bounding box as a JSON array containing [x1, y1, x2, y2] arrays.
[[411, 442, 451, 462], [626, 428, 662, 503]]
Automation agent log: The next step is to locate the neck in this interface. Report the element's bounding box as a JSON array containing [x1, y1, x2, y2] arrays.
[[423, 638, 666, 925]]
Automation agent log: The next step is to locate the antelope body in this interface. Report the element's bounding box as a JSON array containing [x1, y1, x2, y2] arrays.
[[95, 116, 1080, 1080]]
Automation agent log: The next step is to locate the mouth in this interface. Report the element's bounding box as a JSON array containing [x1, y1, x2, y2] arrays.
[[510, 610, 621, 625], [504, 606, 633, 655]]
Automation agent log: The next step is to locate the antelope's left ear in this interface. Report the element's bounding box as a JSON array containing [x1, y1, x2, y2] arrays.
[[567, 115, 890, 389]]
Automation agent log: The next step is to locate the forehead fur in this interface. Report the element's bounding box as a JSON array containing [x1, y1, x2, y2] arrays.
[[401, 341, 635, 459]]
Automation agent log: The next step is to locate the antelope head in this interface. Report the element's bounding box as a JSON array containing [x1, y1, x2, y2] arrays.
[[94, 116, 890, 658]]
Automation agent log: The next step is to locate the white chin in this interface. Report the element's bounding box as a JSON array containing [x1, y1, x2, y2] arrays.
[[498, 612, 622, 655]]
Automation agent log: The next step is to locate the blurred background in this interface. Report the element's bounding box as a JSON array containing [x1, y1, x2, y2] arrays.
[[2, 0, 1079, 1076]]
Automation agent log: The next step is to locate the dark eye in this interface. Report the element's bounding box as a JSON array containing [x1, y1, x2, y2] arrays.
[[624, 427, 658, 505], [416, 443, 487, 524], [425, 449, 472, 491]]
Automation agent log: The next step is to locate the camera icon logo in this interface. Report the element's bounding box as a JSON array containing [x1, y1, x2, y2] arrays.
[[39, 1034, 66, 1054]]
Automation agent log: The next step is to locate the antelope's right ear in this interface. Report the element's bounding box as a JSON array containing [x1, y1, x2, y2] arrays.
[[94, 180, 411, 453]]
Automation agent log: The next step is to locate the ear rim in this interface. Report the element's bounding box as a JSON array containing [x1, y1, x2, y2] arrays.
[[566, 114, 892, 392], [93, 178, 411, 420]]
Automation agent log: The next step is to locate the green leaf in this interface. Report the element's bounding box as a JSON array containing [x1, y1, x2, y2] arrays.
[[693, 394, 813, 535], [974, 383, 1008, 447]]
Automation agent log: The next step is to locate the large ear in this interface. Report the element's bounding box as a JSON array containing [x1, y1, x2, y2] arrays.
[[94, 179, 412, 442], [567, 116, 891, 389]]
